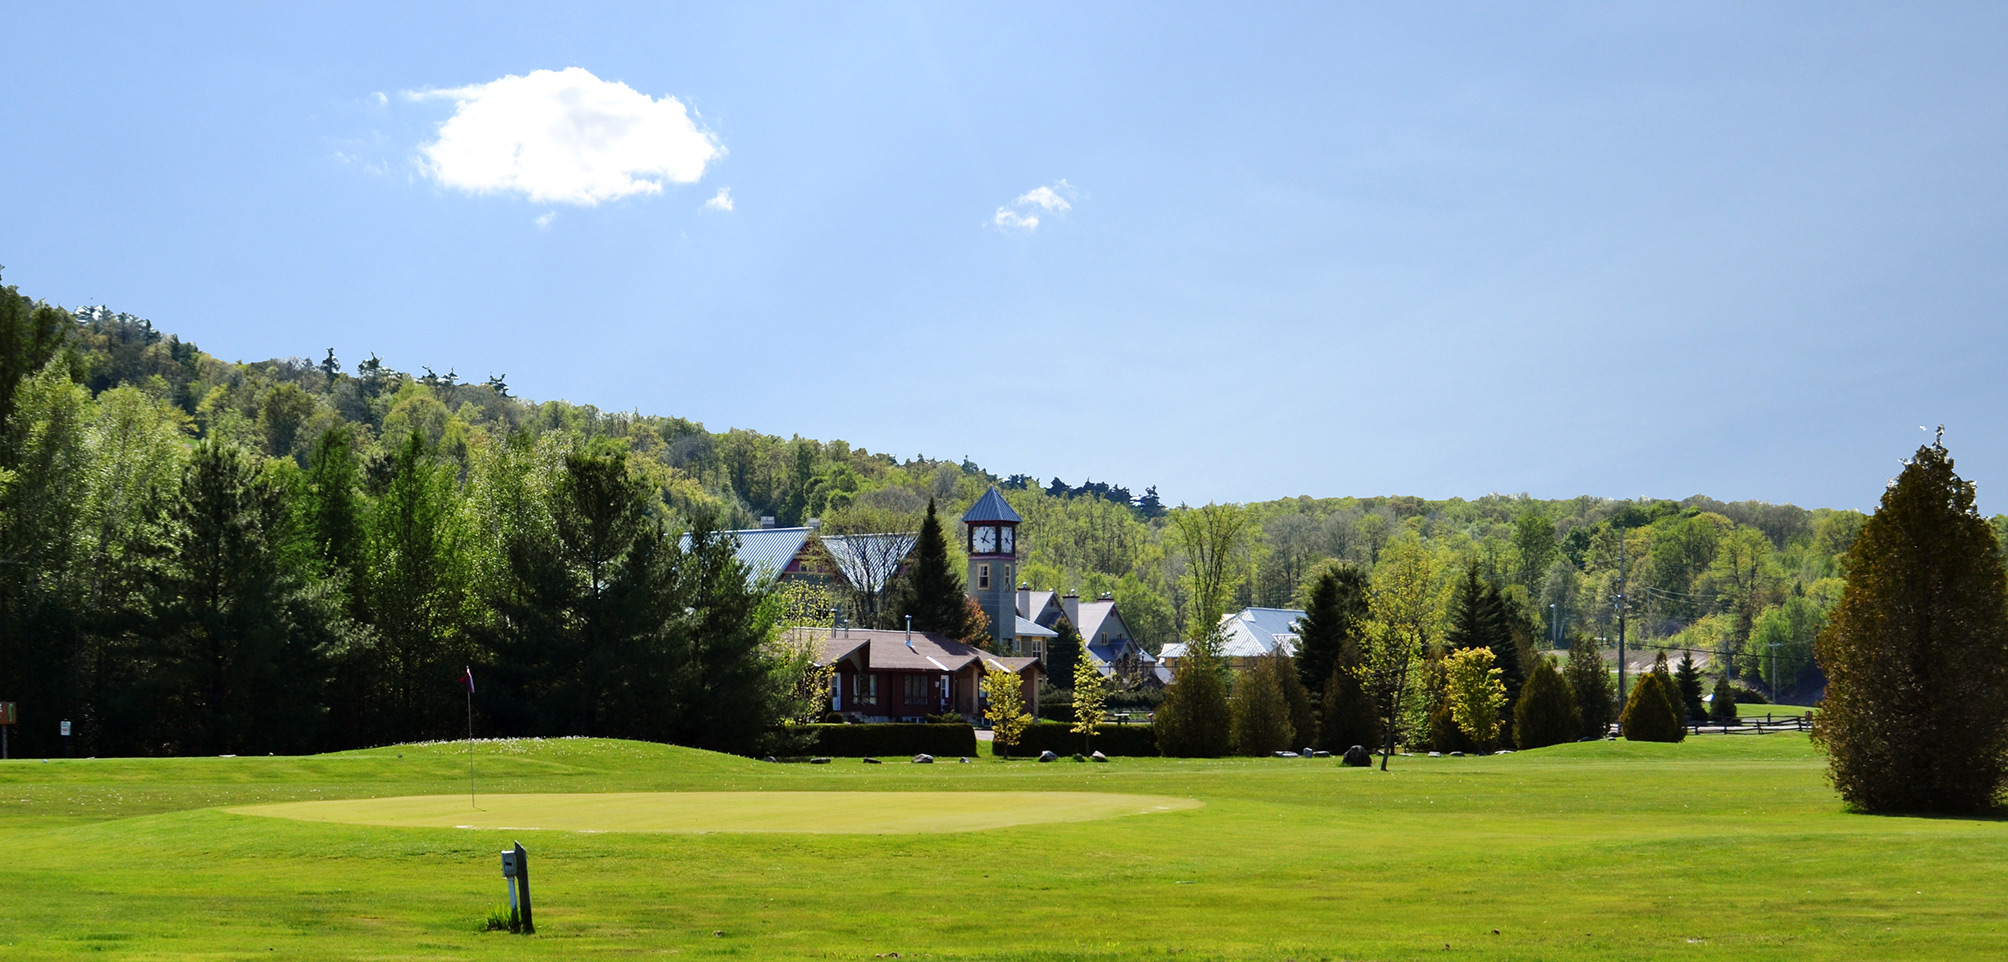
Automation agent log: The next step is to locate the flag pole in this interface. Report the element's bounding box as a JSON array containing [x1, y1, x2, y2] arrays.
[[465, 666, 476, 809]]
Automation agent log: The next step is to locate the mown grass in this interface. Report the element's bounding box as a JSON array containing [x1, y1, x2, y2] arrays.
[[3, 734, 2003, 960]]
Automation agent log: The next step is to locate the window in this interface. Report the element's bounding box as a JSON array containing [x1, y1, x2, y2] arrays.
[[904, 674, 929, 703], [855, 674, 879, 706], [978, 563, 990, 589], [1031, 640, 1044, 661]]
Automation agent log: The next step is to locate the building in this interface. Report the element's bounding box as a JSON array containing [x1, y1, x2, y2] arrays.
[[1014, 587, 1159, 681], [1158, 606, 1307, 677], [805, 626, 1042, 722], [961, 486, 1023, 651]]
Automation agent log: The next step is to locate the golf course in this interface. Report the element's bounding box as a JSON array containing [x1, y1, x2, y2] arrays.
[[5, 734, 2006, 960]]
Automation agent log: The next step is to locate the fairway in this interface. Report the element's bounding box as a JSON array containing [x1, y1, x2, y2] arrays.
[[230, 790, 1201, 834]]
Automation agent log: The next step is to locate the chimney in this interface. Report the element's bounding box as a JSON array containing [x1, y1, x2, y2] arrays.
[[1062, 592, 1080, 627], [807, 517, 823, 531], [759, 515, 777, 529], [1017, 583, 1031, 619]]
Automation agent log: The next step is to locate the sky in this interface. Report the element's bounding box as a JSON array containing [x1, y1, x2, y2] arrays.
[[5, 3, 2007, 513]]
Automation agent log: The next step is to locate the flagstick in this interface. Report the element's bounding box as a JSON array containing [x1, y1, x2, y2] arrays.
[[467, 684, 476, 809]]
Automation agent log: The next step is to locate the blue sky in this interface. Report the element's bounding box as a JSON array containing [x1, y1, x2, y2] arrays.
[[6, 3, 2007, 512]]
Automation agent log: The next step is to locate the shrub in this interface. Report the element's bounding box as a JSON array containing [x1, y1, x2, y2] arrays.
[[1565, 641, 1617, 739], [1230, 654, 1296, 756], [1514, 657, 1580, 750], [1815, 437, 2008, 814], [1619, 671, 1685, 743], [1006, 721, 1158, 757], [1445, 646, 1507, 751], [1106, 687, 1164, 712], [1318, 664, 1379, 752], [803, 724, 977, 757], [1731, 686, 1769, 705], [1708, 676, 1739, 725], [1155, 645, 1232, 757]]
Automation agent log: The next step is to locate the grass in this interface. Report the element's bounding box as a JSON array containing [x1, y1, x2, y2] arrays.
[[3, 734, 2005, 960]]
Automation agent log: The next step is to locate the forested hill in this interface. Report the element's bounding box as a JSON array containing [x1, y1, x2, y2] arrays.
[[1, 281, 1937, 726]]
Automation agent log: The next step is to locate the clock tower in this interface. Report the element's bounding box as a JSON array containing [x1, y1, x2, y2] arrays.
[[960, 486, 1023, 652]]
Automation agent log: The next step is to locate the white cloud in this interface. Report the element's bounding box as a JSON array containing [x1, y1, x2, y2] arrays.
[[370, 91, 388, 107], [703, 187, 734, 212], [408, 67, 722, 206], [535, 211, 557, 229], [992, 179, 1078, 232]]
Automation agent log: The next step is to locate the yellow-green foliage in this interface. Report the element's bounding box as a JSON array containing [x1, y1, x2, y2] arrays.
[[1444, 646, 1506, 749], [982, 668, 1032, 753], [1071, 633, 1107, 744]]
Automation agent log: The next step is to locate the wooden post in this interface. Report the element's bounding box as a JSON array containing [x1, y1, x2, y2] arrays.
[[514, 841, 534, 934]]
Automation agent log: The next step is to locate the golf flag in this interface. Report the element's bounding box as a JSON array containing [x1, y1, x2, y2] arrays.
[[462, 667, 475, 694]]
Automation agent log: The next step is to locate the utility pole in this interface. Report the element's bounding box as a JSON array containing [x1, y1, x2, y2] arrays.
[[1616, 527, 1629, 704], [1769, 641, 1782, 704]]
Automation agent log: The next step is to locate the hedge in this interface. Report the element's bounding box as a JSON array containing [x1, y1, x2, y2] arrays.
[[993, 721, 1158, 757], [804, 724, 977, 758]]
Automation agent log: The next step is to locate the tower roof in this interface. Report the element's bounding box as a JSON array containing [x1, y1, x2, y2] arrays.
[[961, 486, 1023, 524]]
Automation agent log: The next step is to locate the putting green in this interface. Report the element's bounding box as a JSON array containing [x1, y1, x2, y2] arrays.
[[227, 791, 1201, 834]]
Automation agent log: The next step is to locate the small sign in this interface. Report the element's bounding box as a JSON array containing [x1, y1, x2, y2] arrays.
[[501, 850, 518, 878], [0, 702, 15, 725], [60, 720, 70, 737]]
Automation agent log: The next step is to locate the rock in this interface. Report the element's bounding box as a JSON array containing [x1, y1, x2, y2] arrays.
[[958, 757, 970, 763], [912, 754, 933, 764], [1302, 747, 1316, 758], [1072, 753, 1087, 762], [1273, 751, 1299, 758], [762, 756, 778, 763], [1312, 750, 1332, 758], [810, 757, 832, 765], [1428, 751, 1442, 757], [863, 757, 882, 764], [1091, 751, 1108, 762], [1341, 745, 1371, 767], [1448, 751, 1464, 757], [1495, 749, 1513, 754], [1038, 750, 1058, 762]]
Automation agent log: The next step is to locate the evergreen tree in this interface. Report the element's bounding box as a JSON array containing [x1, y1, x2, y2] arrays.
[[136, 440, 331, 755], [1295, 564, 1367, 697], [1445, 565, 1524, 719], [1514, 657, 1581, 750], [1156, 630, 1233, 757], [0, 277, 73, 439], [1230, 654, 1296, 756], [1048, 615, 1082, 688], [1564, 638, 1616, 739], [1814, 437, 2008, 813], [1708, 674, 1739, 725], [1619, 669, 1685, 742], [896, 498, 969, 638], [1320, 658, 1380, 752], [1274, 652, 1315, 750], [669, 513, 785, 755], [1673, 651, 1706, 721]]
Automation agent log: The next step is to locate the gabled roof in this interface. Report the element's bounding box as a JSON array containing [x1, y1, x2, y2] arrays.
[[1014, 616, 1058, 638], [1212, 606, 1307, 658], [821, 532, 917, 582], [696, 527, 814, 579], [961, 486, 1022, 524], [1019, 589, 1060, 622], [1072, 599, 1119, 641]]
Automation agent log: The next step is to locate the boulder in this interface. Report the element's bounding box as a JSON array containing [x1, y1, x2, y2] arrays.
[[762, 756, 778, 763], [1302, 747, 1316, 758], [1428, 751, 1442, 757], [1312, 750, 1332, 758], [809, 757, 832, 765], [912, 754, 934, 764], [1341, 745, 1372, 767], [1448, 751, 1464, 757], [863, 757, 882, 764], [1273, 751, 1299, 758], [958, 757, 970, 764], [1073, 753, 1087, 762], [1091, 751, 1108, 762], [1038, 750, 1059, 762]]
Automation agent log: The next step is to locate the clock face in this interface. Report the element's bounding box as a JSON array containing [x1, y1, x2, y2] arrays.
[[973, 525, 997, 553], [999, 526, 1014, 554]]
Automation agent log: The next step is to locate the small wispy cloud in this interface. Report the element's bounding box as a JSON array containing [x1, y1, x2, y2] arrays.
[[992, 179, 1078, 232], [406, 67, 722, 206], [535, 211, 557, 229], [703, 187, 734, 212]]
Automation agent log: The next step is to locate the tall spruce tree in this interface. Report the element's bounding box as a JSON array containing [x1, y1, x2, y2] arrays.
[[1156, 627, 1233, 757], [896, 498, 969, 638], [1320, 655, 1380, 751], [1564, 638, 1616, 739], [1445, 565, 1524, 718], [1708, 674, 1738, 725], [1814, 436, 2008, 813], [1229, 653, 1296, 756], [1295, 564, 1368, 697], [1048, 615, 1082, 687], [1674, 651, 1706, 721], [1514, 656, 1581, 750]]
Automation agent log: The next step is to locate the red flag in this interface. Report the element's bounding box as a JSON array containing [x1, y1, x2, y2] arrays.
[[462, 667, 475, 694]]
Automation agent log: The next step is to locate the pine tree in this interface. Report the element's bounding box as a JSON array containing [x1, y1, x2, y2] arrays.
[[1230, 654, 1296, 756], [1814, 436, 2008, 813], [897, 499, 969, 638], [1156, 630, 1233, 757], [1295, 564, 1367, 698], [1515, 657, 1581, 750], [1674, 651, 1706, 721], [1565, 638, 1616, 739], [1048, 615, 1082, 687], [1320, 659, 1380, 751], [1445, 565, 1524, 723], [1619, 669, 1685, 742], [1273, 653, 1315, 750], [1709, 675, 1739, 725]]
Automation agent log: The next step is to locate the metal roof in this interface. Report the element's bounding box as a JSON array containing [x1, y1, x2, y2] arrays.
[[689, 527, 814, 579], [961, 486, 1023, 524], [1014, 616, 1058, 638]]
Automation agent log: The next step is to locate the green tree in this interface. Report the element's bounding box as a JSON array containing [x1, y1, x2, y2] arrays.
[[0, 363, 92, 757], [1564, 638, 1616, 739], [1445, 565, 1524, 719], [1274, 652, 1315, 750], [983, 666, 1032, 758], [1444, 646, 1507, 751], [1673, 651, 1706, 721], [1071, 631, 1107, 754], [1814, 437, 2008, 814], [1155, 630, 1233, 757], [1358, 536, 1435, 767], [1619, 668, 1685, 743], [670, 514, 786, 755], [356, 430, 474, 743], [1230, 653, 1296, 756], [0, 278, 73, 439], [1294, 563, 1367, 698], [1513, 508, 1557, 587], [1047, 615, 1082, 688], [1169, 502, 1252, 634], [1514, 657, 1581, 750], [895, 498, 968, 638], [1708, 674, 1738, 725]]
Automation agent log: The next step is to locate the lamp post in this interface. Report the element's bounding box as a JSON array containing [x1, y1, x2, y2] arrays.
[[1769, 641, 1782, 704]]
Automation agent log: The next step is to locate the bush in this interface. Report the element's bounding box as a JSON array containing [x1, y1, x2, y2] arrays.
[[1155, 647, 1232, 757], [1619, 672, 1686, 742], [1731, 686, 1769, 705], [1318, 665, 1380, 752], [1005, 721, 1158, 757], [1514, 657, 1581, 750], [1708, 676, 1739, 725], [1106, 687, 1164, 712], [1230, 654, 1297, 756], [803, 723, 977, 757]]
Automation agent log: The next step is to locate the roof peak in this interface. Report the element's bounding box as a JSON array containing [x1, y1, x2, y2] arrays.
[[961, 485, 1023, 524]]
